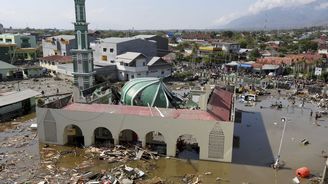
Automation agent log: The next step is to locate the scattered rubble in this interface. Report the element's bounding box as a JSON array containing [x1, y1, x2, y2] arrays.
[[85, 145, 160, 163]]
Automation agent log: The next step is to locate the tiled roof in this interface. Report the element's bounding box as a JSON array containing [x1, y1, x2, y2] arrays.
[[256, 54, 322, 65]]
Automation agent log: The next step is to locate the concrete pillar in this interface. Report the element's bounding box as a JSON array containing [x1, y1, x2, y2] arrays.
[[140, 136, 146, 148], [166, 140, 176, 157], [114, 136, 120, 145], [84, 136, 92, 147], [84, 131, 92, 147]]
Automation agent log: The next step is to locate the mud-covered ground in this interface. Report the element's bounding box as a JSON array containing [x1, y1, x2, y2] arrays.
[[0, 77, 73, 96], [0, 114, 40, 183]]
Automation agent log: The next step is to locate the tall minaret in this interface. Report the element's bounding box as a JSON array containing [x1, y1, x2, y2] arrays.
[[72, 0, 95, 102]]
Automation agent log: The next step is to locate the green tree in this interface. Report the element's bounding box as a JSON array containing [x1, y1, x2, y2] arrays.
[[321, 72, 328, 82], [299, 40, 318, 52], [222, 31, 234, 39], [249, 49, 261, 60]]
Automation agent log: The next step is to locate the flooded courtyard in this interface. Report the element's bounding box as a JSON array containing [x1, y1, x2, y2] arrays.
[[0, 91, 327, 183]]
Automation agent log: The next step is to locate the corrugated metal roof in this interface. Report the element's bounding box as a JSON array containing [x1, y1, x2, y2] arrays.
[[147, 57, 171, 67], [53, 35, 75, 41], [262, 64, 280, 70], [207, 87, 233, 122], [0, 60, 17, 70], [147, 57, 161, 66], [134, 35, 156, 39], [0, 89, 40, 107], [116, 52, 145, 63], [101, 37, 134, 43]]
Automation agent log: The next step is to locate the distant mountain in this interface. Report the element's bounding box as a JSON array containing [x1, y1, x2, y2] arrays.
[[224, 0, 328, 30]]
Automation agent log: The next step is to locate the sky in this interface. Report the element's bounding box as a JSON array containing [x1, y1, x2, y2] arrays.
[[0, 0, 320, 30]]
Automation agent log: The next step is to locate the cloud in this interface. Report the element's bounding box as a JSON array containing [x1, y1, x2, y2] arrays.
[[214, 0, 317, 26], [213, 13, 245, 26], [249, 0, 316, 14], [316, 2, 328, 9]]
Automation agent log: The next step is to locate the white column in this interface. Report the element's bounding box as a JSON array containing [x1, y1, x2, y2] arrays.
[[166, 139, 176, 157]]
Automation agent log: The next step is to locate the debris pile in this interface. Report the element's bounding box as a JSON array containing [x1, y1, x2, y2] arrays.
[[34, 145, 163, 183], [85, 146, 160, 163], [68, 165, 147, 184], [182, 174, 201, 184]]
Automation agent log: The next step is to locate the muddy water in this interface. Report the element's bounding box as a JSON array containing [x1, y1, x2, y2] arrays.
[[149, 94, 328, 183]]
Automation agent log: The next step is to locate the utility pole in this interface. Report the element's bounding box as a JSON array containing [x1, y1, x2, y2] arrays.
[[273, 117, 288, 169]]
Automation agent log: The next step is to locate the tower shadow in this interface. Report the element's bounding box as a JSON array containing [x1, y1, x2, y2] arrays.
[[232, 110, 275, 166]]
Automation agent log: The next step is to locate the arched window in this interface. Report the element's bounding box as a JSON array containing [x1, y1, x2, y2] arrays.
[[208, 124, 225, 159]]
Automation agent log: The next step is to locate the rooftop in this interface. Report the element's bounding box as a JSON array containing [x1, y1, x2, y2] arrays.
[[52, 35, 75, 41], [0, 89, 40, 107], [116, 52, 146, 63], [39, 55, 72, 64], [121, 78, 179, 108], [64, 103, 221, 121], [0, 60, 17, 70], [101, 37, 135, 44], [147, 57, 163, 66], [262, 64, 280, 70], [134, 35, 157, 39], [207, 87, 233, 122]]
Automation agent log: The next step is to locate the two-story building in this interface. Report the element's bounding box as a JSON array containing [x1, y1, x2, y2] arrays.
[[213, 42, 240, 53], [0, 34, 37, 63], [147, 57, 172, 78], [42, 35, 76, 57], [92, 37, 157, 64], [39, 55, 73, 76], [133, 35, 169, 57], [116, 52, 149, 81]]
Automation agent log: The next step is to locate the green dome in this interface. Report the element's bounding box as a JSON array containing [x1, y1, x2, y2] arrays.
[[121, 78, 179, 108]]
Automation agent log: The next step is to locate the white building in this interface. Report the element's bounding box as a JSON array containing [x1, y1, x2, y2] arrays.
[[37, 84, 234, 162], [92, 37, 157, 64], [147, 57, 172, 78], [42, 35, 76, 57], [116, 52, 149, 81], [213, 42, 240, 53], [39, 55, 73, 76]]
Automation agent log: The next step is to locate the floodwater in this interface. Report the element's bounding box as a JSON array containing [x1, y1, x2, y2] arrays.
[[1, 92, 328, 183], [148, 93, 328, 183]]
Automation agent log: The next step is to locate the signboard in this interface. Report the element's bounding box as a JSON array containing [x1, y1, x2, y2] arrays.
[[315, 67, 322, 76]]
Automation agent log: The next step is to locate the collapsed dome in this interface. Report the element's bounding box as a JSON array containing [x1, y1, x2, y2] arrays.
[[121, 78, 180, 108]]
